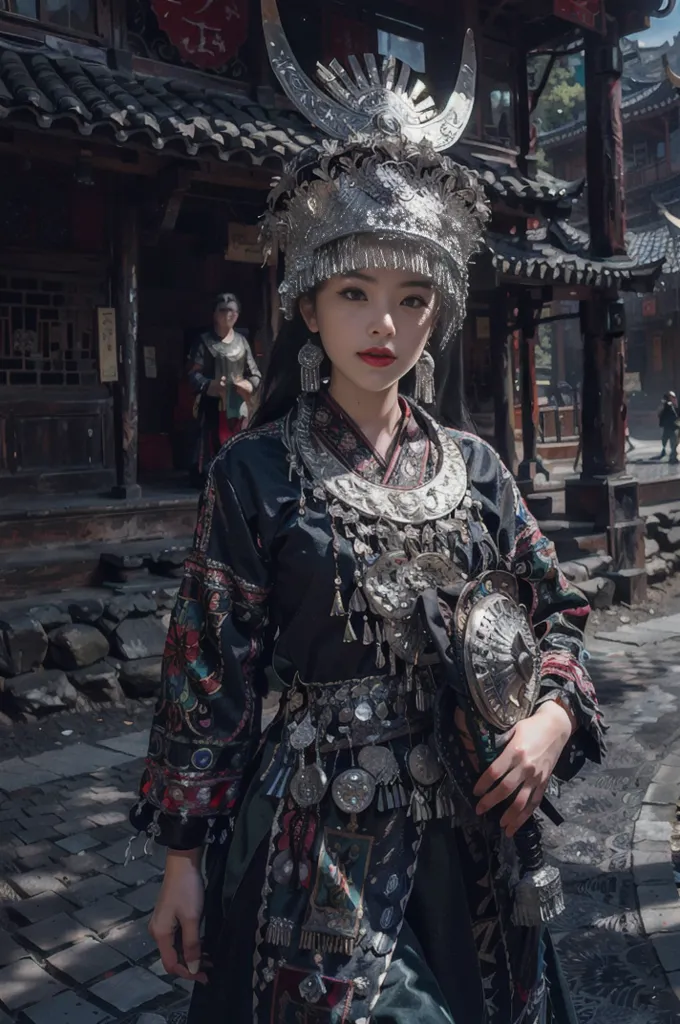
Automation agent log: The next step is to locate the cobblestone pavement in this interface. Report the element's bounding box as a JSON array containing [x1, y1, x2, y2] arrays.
[[1, 619, 680, 1022]]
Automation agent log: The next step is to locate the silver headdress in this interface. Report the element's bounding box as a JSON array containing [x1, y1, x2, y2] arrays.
[[260, 0, 489, 343]]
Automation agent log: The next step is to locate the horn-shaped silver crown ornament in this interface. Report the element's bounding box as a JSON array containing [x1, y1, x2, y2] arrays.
[[260, 0, 489, 341], [261, 0, 476, 150]]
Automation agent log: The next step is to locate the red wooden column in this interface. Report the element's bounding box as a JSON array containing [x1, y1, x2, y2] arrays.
[[580, 14, 627, 478]]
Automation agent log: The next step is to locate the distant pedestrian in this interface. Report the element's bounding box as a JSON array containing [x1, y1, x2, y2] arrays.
[[658, 392, 679, 463]]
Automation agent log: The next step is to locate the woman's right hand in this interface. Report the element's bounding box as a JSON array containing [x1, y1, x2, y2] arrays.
[[149, 848, 208, 983]]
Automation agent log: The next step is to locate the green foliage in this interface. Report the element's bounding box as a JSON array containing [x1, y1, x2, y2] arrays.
[[530, 58, 585, 133]]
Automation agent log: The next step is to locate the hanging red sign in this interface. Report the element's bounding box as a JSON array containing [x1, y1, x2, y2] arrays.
[[553, 0, 605, 34], [151, 0, 249, 70]]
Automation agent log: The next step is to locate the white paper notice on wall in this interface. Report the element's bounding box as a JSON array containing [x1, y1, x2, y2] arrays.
[[97, 307, 118, 383], [144, 346, 158, 379]]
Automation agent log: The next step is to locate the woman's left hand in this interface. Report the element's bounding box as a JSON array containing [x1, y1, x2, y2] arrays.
[[473, 700, 576, 838], [234, 377, 253, 397]]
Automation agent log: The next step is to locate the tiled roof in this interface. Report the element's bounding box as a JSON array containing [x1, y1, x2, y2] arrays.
[[487, 220, 663, 290], [460, 151, 583, 211], [627, 223, 680, 275], [0, 43, 316, 165], [541, 79, 677, 148]]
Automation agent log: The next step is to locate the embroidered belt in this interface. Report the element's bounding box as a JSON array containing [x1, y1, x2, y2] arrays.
[[261, 668, 455, 822]]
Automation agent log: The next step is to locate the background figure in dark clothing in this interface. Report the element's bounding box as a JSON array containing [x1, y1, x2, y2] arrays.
[[658, 391, 679, 463], [187, 293, 261, 486]]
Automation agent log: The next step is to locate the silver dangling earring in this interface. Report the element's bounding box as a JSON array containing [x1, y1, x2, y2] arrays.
[[414, 350, 436, 405], [298, 338, 324, 393]]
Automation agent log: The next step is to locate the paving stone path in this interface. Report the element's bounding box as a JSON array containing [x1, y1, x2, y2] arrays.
[[1, 618, 680, 1023]]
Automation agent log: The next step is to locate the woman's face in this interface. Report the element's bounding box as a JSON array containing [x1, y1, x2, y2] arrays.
[[214, 301, 239, 337], [300, 267, 438, 394]]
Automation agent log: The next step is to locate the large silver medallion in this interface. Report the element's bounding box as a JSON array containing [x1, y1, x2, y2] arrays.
[[357, 745, 399, 785], [290, 764, 329, 808], [463, 591, 541, 731], [363, 551, 461, 621], [331, 768, 376, 814], [408, 743, 443, 786]]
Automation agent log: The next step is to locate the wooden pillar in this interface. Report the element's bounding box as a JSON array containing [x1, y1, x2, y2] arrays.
[[579, 16, 627, 479], [516, 292, 548, 485], [515, 48, 533, 179], [112, 197, 142, 500], [489, 290, 517, 471]]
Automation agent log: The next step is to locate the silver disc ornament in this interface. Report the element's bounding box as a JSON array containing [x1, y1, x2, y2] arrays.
[[363, 551, 462, 621], [463, 591, 541, 732], [332, 768, 376, 814], [357, 745, 399, 786], [408, 743, 444, 787], [454, 571, 519, 650], [290, 764, 329, 808]]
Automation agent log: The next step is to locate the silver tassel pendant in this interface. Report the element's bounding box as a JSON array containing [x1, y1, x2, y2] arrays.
[[266, 917, 294, 948], [414, 350, 436, 405], [511, 864, 565, 926], [298, 340, 324, 392]]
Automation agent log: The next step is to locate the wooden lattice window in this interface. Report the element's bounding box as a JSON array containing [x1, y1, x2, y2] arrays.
[[0, 272, 103, 387], [0, 0, 98, 35]]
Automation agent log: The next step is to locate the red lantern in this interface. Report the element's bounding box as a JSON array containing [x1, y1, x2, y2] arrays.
[[151, 0, 249, 70]]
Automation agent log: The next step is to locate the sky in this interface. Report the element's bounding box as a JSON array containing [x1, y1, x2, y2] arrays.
[[630, 7, 680, 47]]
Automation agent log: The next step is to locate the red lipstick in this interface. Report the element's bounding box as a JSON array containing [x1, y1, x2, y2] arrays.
[[357, 347, 397, 368]]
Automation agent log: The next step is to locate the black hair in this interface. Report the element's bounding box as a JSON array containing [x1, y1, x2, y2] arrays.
[[251, 293, 472, 431], [214, 292, 241, 313]]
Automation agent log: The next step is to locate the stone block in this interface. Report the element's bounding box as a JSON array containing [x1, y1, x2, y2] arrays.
[[67, 660, 123, 703], [54, 817, 96, 837], [24, 991, 109, 1024], [90, 964, 173, 1012], [0, 956, 66, 1010], [106, 860, 160, 886], [643, 781, 678, 806], [577, 576, 615, 610], [59, 852, 112, 877], [658, 525, 680, 552], [114, 618, 167, 661], [121, 881, 161, 913], [27, 605, 72, 632], [9, 870, 67, 897], [0, 757, 60, 792], [559, 561, 589, 584], [0, 616, 48, 676], [24, 742, 136, 779], [48, 934, 127, 984], [98, 838, 138, 865], [3, 669, 77, 713], [119, 657, 162, 697], [11, 892, 74, 925], [105, 914, 155, 960], [98, 730, 150, 759], [60, 874, 120, 908], [0, 931, 26, 966], [49, 624, 109, 671], [68, 598, 105, 625], [73, 895, 132, 933], [640, 899, 680, 935], [17, 911, 92, 953], [650, 931, 680, 973], [652, 764, 680, 785], [574, 553, 613, 579], [55, 832, 101, 855], [634, 819, 672, 844], [105, 593, 156, 625], [603, 568, 647, 606], [645, 537, 661, 558], [646, 556, 669, 585]]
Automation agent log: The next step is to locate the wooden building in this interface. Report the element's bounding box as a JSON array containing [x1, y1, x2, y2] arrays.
[[0, 0, 670, 595]]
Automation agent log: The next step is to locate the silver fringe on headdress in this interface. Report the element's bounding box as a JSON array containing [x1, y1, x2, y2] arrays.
[[260, 0, 490, 345]]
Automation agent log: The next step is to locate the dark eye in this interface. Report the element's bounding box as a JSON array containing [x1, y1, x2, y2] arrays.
[[339, 288, 367, 301], [402, 295, 428, 308]]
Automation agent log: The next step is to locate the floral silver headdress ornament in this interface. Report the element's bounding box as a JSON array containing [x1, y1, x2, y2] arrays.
[[260, 0, 490, 352]]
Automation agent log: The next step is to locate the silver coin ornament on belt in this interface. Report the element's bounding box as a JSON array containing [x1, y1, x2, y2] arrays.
[[463, 590, 541, 732], [290, 764, 329, 808], [357, 745, 399, 785], [289, 712, 316, 751], [332, 768, 376, 814], [408, 743, 444, 787]]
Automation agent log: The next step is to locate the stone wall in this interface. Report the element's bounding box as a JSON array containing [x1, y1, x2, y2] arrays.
[[0, 587, 178, 720]]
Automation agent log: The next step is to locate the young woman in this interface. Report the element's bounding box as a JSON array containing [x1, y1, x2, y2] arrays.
[[187, 292, 261, 483], [131, 15, 603, 1023]]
